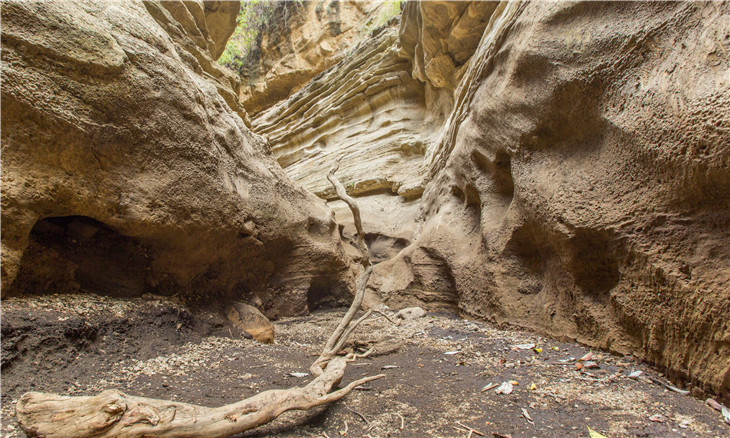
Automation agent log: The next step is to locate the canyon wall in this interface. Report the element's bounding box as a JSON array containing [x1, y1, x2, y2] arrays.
[[2, 0, 728, 399], [378, 0, 730, 396], [246, 1, 497, 265], [241, 1, 391, 116], [247, 1, 729, 397], [0, 0, 353, 316]]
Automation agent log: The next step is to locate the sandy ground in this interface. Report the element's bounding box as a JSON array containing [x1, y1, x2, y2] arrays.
[[2, 294, 729, 438]]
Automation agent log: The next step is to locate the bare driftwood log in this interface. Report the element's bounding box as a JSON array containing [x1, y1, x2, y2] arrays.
[[15, 159, 381, 438]]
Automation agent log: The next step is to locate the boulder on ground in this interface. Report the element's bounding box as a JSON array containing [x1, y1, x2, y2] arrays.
[[396, 306, 427, 320], [226, 302, 275, 344]]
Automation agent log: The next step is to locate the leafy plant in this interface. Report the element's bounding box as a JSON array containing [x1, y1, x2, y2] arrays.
[[217, 0, 302, 77], [218, 0, 401, 79], [362, 0, 402, 35]]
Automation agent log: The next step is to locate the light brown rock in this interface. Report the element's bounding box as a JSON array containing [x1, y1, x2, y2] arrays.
[[253, 25, 430, 202], [228, 0, 729, 398], [204, 1, 241, 60], [8, 0, 726, 403], [240, 1, 391, 116], [226, 302, 275, 343], [248, 18, 433, 273], [396, 306, 426, 320], [0, 0, 352, 317], [399, 1, 498, 91], [377, 0, 730, 397]]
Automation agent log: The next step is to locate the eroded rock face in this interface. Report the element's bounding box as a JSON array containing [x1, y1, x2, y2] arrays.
[[203, 1, 241, 60], [1, 0, 352, 317], [240, 1, 390, 116], [254, 25, 430, 201], [247, 2, 502, 261], [376, 1, 730, 396], [224, 0, 729, 396], [249, 19, 431, 269], [399, 1, 497, 91], [225, 302, 275, 344]]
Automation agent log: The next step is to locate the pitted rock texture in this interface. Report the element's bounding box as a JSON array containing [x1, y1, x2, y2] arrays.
[[374, 0, 730, 397], [399, 1, 497, 91], [1, 0, 352, 317], [203, 0, 241, 60], [240, 1, 390, 117], [254, 25, 431, 201]]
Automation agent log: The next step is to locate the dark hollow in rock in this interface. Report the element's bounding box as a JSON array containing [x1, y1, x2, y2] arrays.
[[9, 216, 160, 298]]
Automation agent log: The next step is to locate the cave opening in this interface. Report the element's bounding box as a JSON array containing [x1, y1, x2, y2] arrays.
[[10, 216, 153, 298], [307, 276, 349, 312], [568, 228, 621, 298]]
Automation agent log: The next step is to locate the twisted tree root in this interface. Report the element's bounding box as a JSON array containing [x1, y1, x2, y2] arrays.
[[15, 158, 381, 438]]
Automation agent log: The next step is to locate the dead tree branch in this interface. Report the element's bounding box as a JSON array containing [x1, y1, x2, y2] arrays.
[[311, 157, 374, 376], [15, 158, 380, 438]]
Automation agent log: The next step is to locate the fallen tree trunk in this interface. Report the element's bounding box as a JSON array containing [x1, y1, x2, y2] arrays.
[[16, 357, 381, 438], [15, 158, 380, 438]]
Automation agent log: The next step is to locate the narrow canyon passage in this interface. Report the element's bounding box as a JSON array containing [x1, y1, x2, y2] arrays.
[[2, 297, 729, 437], [1, 1, 729, 437]]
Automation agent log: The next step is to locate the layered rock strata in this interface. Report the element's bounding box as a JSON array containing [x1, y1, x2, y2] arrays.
[[255, 25, 430, 201], [1, 0, 352, 317], [246, 0, 729, 397], [375, 0, 729, 396], [241, 0, 390, 116], [246, 2, 499, 268], [248, 1, 498, 204]]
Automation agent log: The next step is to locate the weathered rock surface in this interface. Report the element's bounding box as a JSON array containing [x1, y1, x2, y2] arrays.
[[203, 0, 241, 60], [249, 18, 434, 274], [247, 2, 502, 268], [328, 195, 420, 265], [225, 0, 730, 398], [225, 302, 275, 343], [375, 0, 730, 397], [6, 0, 727, 403], [399, 1, 497, 92], [395, 306, 426, 320], [254, 25, 430, 201], [240, 1, 390, 116], [0, 0, 352, 317]]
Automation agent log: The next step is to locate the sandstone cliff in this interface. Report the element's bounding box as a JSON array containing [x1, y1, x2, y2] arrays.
[[1, 0, 352, 317], [247, 0, 729, 398], [374, 0, 730, 396], [2, 0, 728, 402], [240, 1, 392, 116], [245, 1, 498, 265]]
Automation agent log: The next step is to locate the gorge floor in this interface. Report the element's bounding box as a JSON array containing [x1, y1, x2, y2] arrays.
[[1, 295, 728, 438]]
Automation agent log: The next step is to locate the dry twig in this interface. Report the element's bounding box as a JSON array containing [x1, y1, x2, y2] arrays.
[[374, 310, 401, 326], [455, 421, 484, 437], [343, 403, 370, 425]]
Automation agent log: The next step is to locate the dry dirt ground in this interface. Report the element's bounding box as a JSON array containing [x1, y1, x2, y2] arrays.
[[2, 294, 729, 438]]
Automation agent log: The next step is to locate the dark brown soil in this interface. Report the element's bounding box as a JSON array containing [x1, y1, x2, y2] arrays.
[[1, 294, 728, 437]]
